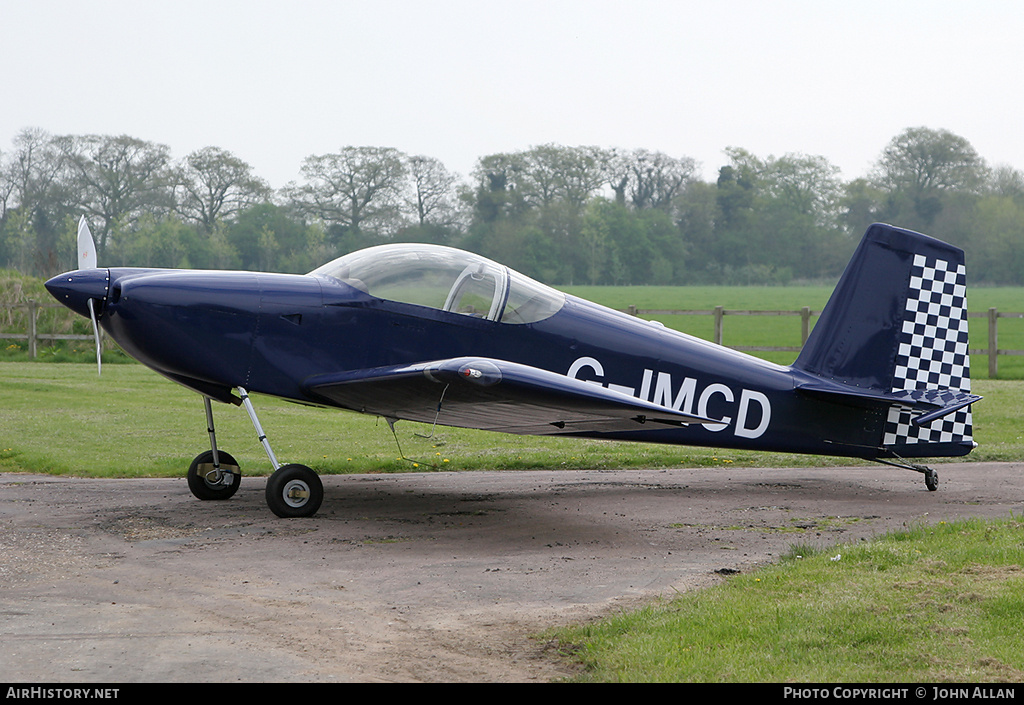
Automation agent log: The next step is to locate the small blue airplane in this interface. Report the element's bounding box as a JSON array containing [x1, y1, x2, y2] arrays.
[[46, 219, 980, 517]]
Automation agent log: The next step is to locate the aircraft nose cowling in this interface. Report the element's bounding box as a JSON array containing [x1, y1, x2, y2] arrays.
[[45, 269, 110, 318], [101, 270, 261, 393]]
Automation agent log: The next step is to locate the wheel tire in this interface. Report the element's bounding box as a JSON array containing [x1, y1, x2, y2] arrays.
[[187, 450, 241, 500], [266, 464, 323, 518], [925, 468, 939, 492]]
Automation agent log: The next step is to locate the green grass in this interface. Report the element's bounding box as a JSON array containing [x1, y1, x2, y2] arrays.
[[552, 517, 1024, 682], [0, 363, 1021, 478]]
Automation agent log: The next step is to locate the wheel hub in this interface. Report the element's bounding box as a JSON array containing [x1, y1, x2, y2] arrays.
[[283, 480, 311, 507]]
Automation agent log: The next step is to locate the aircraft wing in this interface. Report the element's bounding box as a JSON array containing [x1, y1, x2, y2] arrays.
[[303, 356, 716, 435]]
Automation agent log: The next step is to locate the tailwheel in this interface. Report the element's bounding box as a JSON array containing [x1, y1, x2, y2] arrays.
[[265, 464, 323, 518], [874, 457, 940, 492], [187, 450, 241, 500]]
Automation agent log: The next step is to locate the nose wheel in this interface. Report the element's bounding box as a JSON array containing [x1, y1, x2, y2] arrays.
[[187, 450, 241, 500]]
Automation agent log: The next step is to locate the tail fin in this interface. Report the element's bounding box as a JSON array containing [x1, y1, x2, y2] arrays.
[[794, 223, 978, 458]]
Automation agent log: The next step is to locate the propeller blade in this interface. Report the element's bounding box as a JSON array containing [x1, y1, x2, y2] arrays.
[[77, 216, 97, 270], [87, 297, 102, 375], [78, 217, 102, 373]]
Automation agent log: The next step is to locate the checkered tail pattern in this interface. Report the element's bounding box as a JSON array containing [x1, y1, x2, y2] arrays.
[[882, 254, 972, 447]]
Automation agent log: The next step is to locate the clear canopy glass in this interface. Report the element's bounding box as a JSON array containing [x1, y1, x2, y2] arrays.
[[310, 244, 564, 324]]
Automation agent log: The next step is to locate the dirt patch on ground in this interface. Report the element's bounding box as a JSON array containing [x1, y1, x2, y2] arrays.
[[1, 462, 1021, 682]]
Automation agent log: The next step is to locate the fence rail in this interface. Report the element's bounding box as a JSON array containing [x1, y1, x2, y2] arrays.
[[3, 301, 1023, 378], [625, 305, 1023, 378], [2, 301, 100, 358]]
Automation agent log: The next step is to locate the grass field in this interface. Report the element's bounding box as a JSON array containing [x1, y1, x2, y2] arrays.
[[1, 362, 1021, 478]]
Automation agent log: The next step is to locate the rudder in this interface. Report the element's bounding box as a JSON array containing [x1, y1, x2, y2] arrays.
[[794, 223, 976, 457]]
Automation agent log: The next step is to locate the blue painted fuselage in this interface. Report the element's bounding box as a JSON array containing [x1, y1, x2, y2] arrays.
[[49, 266, 900, 461]]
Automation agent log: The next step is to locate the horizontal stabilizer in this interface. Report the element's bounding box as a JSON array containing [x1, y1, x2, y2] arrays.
[[797, 380, 981, 426], [304, 357, 716, 434]]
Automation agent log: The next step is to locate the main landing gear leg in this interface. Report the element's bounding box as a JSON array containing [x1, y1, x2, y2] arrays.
[[237, 387, 324, 518], [186, 396, 241, 501]]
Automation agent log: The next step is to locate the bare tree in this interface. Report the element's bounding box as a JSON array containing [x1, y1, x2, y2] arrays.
[[606, 148, 696, 211], [6, 129, 65, 211], [59, 134, 174, 257], [288, 146, 407, 238], [520, 144, 609, 210], [406, 155, 460, 227], [0, 147, 12, 221], [174, 146, 271, 231]]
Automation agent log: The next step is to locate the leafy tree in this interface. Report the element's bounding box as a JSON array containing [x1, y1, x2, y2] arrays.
[[706, 149, 850, 281], [840, 178, 885, 238], [872, 127, 988, 230], [578, 199, 683, 284], [226, 203, 314, 272], [468, 152, 531, 224], [4, 129, 68, 221], [672, 179, 718, 276], [986, 165, 1024, 201], [518, 144, 609, 209], [119, 215, 217, 269], [967, 194, 1024, 284]]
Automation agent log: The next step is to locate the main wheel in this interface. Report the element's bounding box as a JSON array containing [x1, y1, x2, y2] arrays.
[[265, 464, 323, 518], [925, 468, 939, 492], [187, 450, 241, 500]]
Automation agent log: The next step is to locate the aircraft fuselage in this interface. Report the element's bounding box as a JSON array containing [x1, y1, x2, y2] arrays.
[[48, 265, 904, 461]]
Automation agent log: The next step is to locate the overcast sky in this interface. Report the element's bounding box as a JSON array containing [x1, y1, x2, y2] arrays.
[[3, 0, 1022, 189]]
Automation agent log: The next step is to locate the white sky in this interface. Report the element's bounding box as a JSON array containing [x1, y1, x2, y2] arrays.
[[3, 0, 1023, 189]]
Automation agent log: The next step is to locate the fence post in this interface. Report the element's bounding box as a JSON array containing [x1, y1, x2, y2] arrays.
[[988, 307, 998, 379], [27, 300, 38, 358], [800, 306, 811, 346], [713, 306, 724, 346], [628, 305, 637, 317]]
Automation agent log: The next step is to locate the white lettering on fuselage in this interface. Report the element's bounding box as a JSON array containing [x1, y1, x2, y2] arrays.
[[567, 356, 771, 438]]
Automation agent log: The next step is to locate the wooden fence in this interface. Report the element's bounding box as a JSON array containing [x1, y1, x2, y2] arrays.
[[2, 301, 101, 357], [624, 305, 1023, 379], [3, 301, 1023, 378]]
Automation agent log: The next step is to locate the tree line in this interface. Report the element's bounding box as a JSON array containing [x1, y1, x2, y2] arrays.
[[2, 126, 1023, 286]]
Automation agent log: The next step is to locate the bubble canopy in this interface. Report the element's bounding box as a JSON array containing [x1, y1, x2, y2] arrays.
[[310, 244, 565, 324]]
